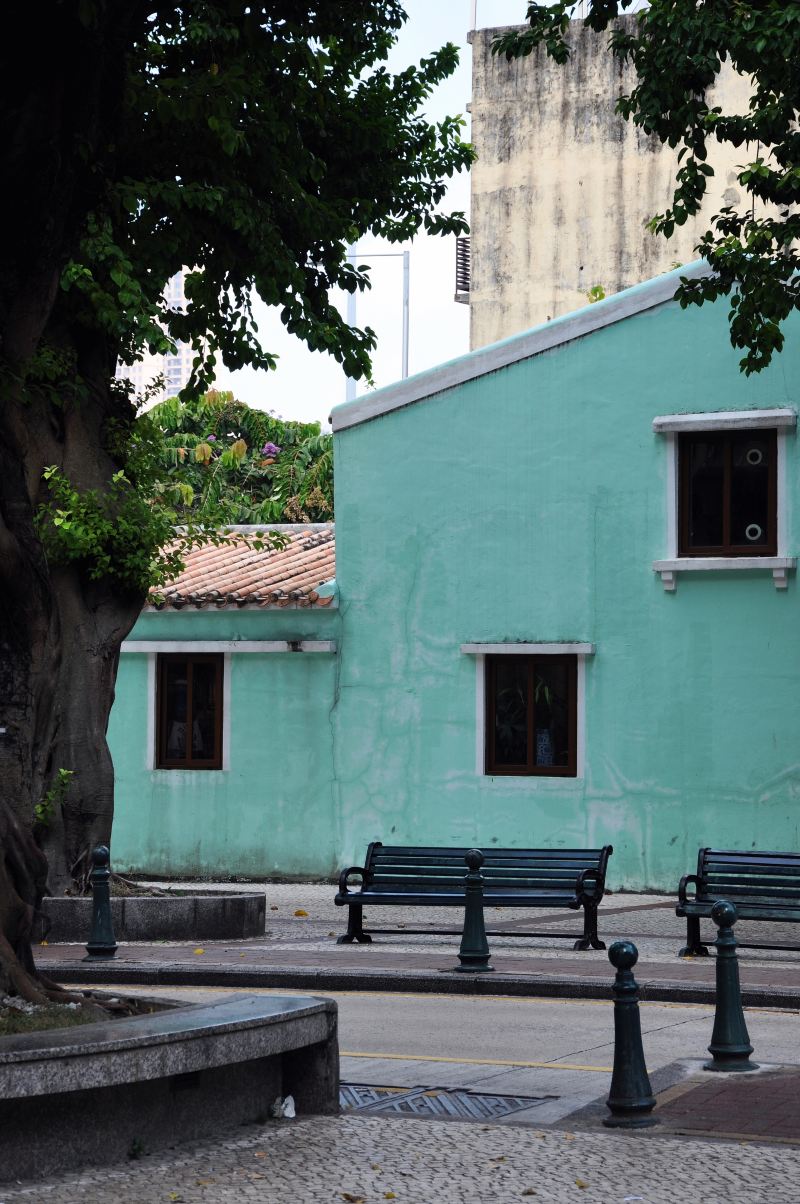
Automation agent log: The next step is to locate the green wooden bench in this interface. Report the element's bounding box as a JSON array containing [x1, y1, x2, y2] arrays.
[[677, 847, 800, 955], [334, 842, 614, 951]]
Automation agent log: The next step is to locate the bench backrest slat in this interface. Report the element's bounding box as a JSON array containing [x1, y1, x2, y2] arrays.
[[361, 843, 611, 897], [371, 861, 596, 876], [696, 848, 800, 909], [376, 846, 608, 859], [701, 882, 800, 900]]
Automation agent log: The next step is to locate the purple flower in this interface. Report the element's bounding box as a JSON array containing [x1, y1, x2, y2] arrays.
[[261, 442, 281, 457], [206, 434, 217, 443]]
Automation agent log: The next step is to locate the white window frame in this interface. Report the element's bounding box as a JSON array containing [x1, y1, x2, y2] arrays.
[[461, 643, 595, 780], [651, 409, 797, 591], [127, 641, 338, 771], [141, 652, 231, 772]]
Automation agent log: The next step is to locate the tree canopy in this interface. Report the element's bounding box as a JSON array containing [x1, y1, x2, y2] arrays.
[[148, 390, 333, 525], [495, 1, 800, 374], [0, 1, 471, 1000]]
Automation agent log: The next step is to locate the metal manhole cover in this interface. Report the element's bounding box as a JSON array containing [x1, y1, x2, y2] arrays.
[[340, 1084, 555, 1121]]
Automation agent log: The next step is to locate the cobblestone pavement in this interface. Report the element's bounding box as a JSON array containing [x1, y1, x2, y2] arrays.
[[21, 884, 800, 1201], [131, 882, 800, 956], [2, 1113, 799, 1204]]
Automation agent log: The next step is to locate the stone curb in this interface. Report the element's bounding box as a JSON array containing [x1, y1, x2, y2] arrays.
[[44, 960, 800, 1009], [37, 893, 266, 943]]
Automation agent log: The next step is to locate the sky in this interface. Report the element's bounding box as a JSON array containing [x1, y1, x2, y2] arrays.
[[212, 0, 526, 428]]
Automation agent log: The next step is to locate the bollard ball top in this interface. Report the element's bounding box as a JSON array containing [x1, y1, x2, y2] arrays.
[[711, 899, 737, 928], [465, 849, 484, 870], [92, 845, 110, 866], [608, 940, 638, 970]]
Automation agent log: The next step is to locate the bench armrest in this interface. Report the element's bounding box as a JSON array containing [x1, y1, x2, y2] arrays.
[[576, 867, 604, 903], [678, 873, 700, 904], [338, 866, 368, 895]]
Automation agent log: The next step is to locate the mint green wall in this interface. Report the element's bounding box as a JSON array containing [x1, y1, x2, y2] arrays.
[[332, 293, 800, 891], [109, 607, 340, 879], [109, 285, 800, 890]]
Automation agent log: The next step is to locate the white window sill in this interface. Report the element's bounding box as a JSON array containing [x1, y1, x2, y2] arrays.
[[653, 557, 796, 592], [460, 642, 595, 656]]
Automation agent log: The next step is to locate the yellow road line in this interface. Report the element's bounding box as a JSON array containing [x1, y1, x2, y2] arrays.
[[340, 1051, 612, 1072]]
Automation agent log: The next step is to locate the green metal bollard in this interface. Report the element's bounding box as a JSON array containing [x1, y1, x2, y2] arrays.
[[83, 845, 118, 961], [705, 899, 758, 1073], [453, 849, 494, 973], [604, 941, 658, 1128]]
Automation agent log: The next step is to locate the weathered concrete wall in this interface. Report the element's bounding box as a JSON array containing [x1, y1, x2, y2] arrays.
[[332, 280, 800, 892], [469, 19, 753, 348]]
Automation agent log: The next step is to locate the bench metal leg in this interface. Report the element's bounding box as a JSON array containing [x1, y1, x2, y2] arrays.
[[574, 904, 605, 951], [678, 914, 709, 957], [337, 903, 372, 945]]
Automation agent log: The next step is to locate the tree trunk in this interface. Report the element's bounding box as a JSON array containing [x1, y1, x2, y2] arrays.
[[0, 798, 51, 1001], [0, 329, 143, 998], [0, 3, 148, 995], [0, 387, 143, 996]]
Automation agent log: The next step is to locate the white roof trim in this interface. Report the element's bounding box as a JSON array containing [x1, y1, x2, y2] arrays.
[[121, 640, 337, 654], [461, 642, 595, 656], [332, 262, 712, 433], [653, 408, 796, 433]]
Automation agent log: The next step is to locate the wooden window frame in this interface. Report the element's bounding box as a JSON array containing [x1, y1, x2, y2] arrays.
[[156, 653, 224, 770], [485, 654, 577, 777], [678, 429, 777, 558]]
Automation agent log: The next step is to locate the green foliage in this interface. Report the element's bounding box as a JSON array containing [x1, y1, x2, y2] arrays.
[[495, 2, 800, 374], [65, 2, 473, 393], [147, 390, 334, 525], [585, 284, 606, 304], [22, 3, 470, 598], [36, 461, 187, 594], [34, 769, 75, 830], [36, 393, 289, 591]]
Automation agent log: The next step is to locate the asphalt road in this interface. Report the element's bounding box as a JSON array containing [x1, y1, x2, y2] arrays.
[[89, 984, 800, 1126]]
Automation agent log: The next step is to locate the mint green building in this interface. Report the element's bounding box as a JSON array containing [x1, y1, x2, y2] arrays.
[[111, 265, 800, 889]]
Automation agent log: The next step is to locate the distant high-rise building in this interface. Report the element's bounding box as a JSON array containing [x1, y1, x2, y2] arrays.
[[116, 269, 195, 405]]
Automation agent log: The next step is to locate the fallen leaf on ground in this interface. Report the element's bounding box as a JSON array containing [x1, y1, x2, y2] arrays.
[[39, 940, 49, 946], [195, 1180, 215, 1187], [270, 905, 279, 911], [575, 1180, 589, 1190], [371, 1164, 382, 1171], [193, 948, 204, 955], [294, 909, 309, 917], [341, 1194, 366, 1203], [254, 1151, 267, 1158], [384, 1193, 397, 1200], [521, 1191, 537, 1197], [563, 1132, 575, 1141]]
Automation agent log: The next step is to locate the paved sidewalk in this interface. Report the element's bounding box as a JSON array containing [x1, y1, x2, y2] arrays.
[[1, 1111, 798, 1203], [656, 1065, 800, 1143], [15, 884, 800, 1202], [37, 883, 800, 1007]]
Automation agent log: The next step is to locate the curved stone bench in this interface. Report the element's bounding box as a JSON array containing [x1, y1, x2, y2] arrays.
[[0, 992, 338, 1182], [37, 891, 266, 942]]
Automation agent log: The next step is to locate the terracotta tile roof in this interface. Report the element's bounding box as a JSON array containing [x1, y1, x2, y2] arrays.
[[150, 526, 335, 609]]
